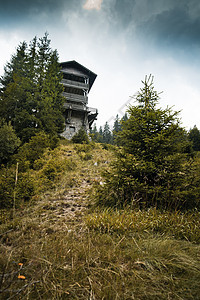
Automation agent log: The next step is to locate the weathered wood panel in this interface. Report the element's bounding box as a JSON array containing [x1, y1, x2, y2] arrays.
[[62, 92, 88, 104], [61, 79, 89, 90]]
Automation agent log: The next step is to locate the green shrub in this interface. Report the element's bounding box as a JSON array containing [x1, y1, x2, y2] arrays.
[[13, 131, 50, 171], [0, 167, 15, 208], [16, 172, 36, 203], [0, 122, 21, 165], [74, 143, 93, 154], [72, 127, 90, 144], [0, 167, 36, 208], [80, 152, 93, 161], [42, 158, 66, 181], [36, 149, 77, 189]]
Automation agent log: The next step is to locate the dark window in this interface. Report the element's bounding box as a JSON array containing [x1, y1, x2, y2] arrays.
[[70, 126, 75, 133]]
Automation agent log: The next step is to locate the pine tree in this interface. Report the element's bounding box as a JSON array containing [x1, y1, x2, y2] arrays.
[[103, 122, 112, 144], [0, 42, 28, 124], [188, 125, 200, 151], [96, 75, 198, 210], [113, 114, 121, 144], [0, 41, 28, 90], [71, 127, 89, 144], [0, 33, 65, 142], [98, 126, 104, 143], [122, 112, 128, 122], [0, 121, 21, 165], [90, 123, 99, 142], [113, 115, 121, 132], [36, 48, 65, 136]]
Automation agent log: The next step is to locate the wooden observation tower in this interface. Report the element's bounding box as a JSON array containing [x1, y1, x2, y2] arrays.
[[60, 61, 98, 139]]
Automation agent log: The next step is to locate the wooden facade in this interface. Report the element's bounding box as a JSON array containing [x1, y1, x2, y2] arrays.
[[60, 61, 98, 139]]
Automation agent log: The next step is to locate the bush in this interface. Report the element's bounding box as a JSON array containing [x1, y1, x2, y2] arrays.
[[16, 172, 36, 203], [0, 167, 15, 208], [13, 131, 51, 171], [41, 158, 68, 181], [0, 122, 21, 165], [34, 147, 77, 190], [0, 166, 36, 208], [71, 127, 90, 144]]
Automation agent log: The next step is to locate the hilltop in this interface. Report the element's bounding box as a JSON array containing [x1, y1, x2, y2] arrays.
[[0, 142, 200, 299]]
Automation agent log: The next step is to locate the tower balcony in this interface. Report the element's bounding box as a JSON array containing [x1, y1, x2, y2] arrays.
[[62, 92, 88, 104], [61, 79, 89, 90], [87, 107, 98, 114], [64, 102, 87, 112]]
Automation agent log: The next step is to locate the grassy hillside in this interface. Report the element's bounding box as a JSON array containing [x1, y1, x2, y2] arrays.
[[0, 142, 200, 299]]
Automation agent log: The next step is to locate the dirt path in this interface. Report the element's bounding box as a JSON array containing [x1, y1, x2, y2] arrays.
[[51, 179, 91, 220], [37, 176, 94, 235], [36, 145, 112, 232]]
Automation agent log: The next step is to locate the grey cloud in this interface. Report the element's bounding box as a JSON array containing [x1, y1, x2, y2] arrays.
[[137, 4, 200, 48], [0, 0, 81, 27], [100, 0, 174, 30], [1, 0, 200, 52], [0, 0, 67, 12], [100, 0, 200, 48]]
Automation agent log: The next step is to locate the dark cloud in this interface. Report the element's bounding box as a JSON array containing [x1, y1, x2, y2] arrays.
[[0, 0, 81, 27], [100, 0, 200, 49], [137, 4, 200, 48], [0, 0, 66, 13], [1, 0, 200, 51]]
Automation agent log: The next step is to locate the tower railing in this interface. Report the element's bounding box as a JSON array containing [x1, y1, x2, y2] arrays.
[[61, 79, 89, 90], [87, 107, 98, 114], [63, 92, 88, 104], [64, 102, 87, 111]]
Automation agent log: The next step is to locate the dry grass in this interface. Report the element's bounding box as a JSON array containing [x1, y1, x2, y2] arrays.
[[0, 142, 200, 299], [85, 208, 200, 243], [1, 226, 200, 299]]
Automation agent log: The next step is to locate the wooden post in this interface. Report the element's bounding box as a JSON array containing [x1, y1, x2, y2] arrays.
[[13, 162, 19, 218]]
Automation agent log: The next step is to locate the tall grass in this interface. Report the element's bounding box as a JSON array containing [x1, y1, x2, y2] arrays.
[[0, 143, 200, 299], [85, 208, 200, 243], [1, 224, 200, 299]]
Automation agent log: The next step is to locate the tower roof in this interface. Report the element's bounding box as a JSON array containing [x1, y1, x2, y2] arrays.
[[60, 60, 97, 92]]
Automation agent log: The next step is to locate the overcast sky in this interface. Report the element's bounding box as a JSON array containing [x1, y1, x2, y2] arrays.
[[0, 0, 200, 129]]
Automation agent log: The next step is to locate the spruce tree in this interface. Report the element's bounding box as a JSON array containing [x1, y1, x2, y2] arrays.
[[97, 75, 198, 210], [71, 127, 89, 144], [0, 41, 28, 90], [98, 126, 104, 143], [113, 115, 121, 132], [0, 33, 65, 142], [122, 113, 128, 122], [103, 122, 112, 144], [188, 125, 200, 151], [0, 122, 21, 165], [113, 114, 121, 144], [90, 123, 101, 142]]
